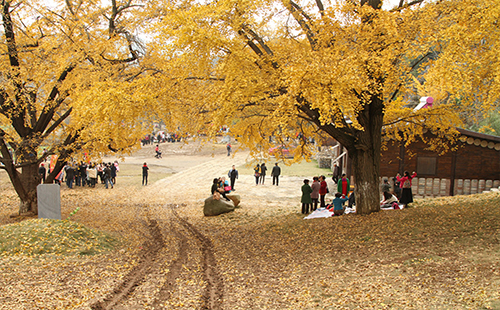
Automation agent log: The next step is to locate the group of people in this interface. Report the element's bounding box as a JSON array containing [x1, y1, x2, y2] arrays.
[[211, 176, 232, 201], [254, 163, 281, 186], [39, 161, 119, 189], [209, 165, 240, 201], [142, 132, 183, 146], [380, 171, 417, 209], [301, 173, 352, 215]]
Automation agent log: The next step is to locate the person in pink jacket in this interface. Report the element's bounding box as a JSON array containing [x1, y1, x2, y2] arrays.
[[310, 177, 321, 211], [397, 171, 417, 207]]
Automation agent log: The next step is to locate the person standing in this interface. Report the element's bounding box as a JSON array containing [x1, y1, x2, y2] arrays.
[[110, 162, 117, 185], [254, 163, 261, 185], [142, 162, 149, 186], [332, 163, 341, 184], [380, 177, 391, 195], [65, 164, 75, 189], [301, 179, 313, 214], [397, 171, 417, 207], [88, 164, 97, 187], [38, 163, 46, 184], [228, 165, 239, 191], [226, 143, 232, 156], [337, 173, 350, 197], [310, 176, 320, 211], [392, 175, 401, 199], [103, 164, 114, 189], [79, 162, 88, 187], [259, 163, 267, 184], [271, 163, 281, 186], [319, 175, 328, 208]]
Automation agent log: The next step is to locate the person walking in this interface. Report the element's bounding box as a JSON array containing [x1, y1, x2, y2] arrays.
[[142, 162, 149, 186], [319, 175, 328, 208], [332, 163, 341, 184], [301, 179, 313, 214], [228, 165, 239, 190], [259, 163, 267, 184], [226, 143, 232, 156], [271, 162, 281, 186], [254, 163, 261, 185]]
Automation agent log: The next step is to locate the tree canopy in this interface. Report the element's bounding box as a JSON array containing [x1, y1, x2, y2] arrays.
[[0, 0, 155, 213], [1, 0, 498, 215], [143, 0, 498, 213]]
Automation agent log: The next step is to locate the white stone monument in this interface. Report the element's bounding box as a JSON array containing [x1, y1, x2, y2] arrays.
[[37, 184, 61, 220]]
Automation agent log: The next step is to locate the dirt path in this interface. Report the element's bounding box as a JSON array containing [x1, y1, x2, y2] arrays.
[[88, 142, 324, 309]]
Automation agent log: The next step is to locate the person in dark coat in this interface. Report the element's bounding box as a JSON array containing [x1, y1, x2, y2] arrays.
[[301, 179, 313, 214], [259, 163, 267, 184], [271, 163, 281, 186], [38, 163, 46, 184], [332, 163, 341, 184], [228, 165, 239, 190], [79, 162, 87, 187], [142, 162, 149, 186], [110, 163, 117, 185], [65, 164, 75, 189], [103, 164, 113, 189]]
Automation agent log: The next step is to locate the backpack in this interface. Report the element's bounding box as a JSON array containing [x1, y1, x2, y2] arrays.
[[402, 179, 411, 188]]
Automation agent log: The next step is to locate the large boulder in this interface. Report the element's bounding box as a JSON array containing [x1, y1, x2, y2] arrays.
[[226, 194, 241, 207], [204, 196, 235, 216]]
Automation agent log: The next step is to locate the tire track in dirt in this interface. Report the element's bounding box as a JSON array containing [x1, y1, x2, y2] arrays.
[[151, 223, 189, 308], [90, 210, 165, 310], [170, 204, 224, 310]]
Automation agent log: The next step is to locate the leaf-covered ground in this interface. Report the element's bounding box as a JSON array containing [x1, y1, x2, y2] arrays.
[[0, 142, 499, 309]]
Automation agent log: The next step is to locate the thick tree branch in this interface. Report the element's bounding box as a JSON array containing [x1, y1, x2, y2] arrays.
[[315, 0, 325, 16], [390, 0, 425, 12], [285, 0, 317, 50], [35, 66, 76, 133], [389, 51, 432, 102], [2, 1, 19, 67]]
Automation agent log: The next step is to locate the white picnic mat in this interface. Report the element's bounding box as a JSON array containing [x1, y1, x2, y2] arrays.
[[303, 208, 333, 219], [304, 204, 404, 219]]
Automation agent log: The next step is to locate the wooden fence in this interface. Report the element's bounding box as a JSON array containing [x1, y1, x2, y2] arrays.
[[382, 177, 500, 198]]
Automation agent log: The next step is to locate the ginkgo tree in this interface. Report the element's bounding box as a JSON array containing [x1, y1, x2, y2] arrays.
[[146, 0, 491, 214], [0, 0, 155, 214]]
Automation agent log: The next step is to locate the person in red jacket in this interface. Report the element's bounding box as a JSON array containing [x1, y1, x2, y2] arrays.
[[319, 175, 328, 208], [397, 171, 417, 207]]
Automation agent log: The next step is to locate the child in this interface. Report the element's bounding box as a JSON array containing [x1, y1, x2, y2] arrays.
[[330, 192, 349, 216], [301, 179, 313, 214]]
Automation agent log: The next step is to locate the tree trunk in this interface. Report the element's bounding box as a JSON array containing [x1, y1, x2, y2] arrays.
[[17, 164, 40, 215], [348, 95, 384, 215], [350, 147, 381, 215]]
